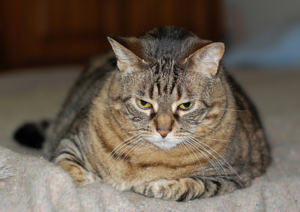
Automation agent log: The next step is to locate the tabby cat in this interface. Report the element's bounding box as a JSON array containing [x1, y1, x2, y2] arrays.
[[15, 27, 270, 201]]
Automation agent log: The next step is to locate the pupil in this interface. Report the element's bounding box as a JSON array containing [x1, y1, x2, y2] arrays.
[[140, 100, 147, 106], [183, 103, 191, 108]]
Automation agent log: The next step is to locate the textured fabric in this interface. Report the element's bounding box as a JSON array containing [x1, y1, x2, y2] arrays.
[[0, 68, 299, 211]]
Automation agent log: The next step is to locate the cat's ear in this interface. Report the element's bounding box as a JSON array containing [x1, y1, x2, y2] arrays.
[[184, 42, 225, 76], [107, 36, 145, 72]]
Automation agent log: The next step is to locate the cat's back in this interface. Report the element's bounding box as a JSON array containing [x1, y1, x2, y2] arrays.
[[226, 74, 271, 174], [44, 51, 117, 157]]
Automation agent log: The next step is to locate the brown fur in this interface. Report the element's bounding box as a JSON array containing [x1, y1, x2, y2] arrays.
[[44, 27, 270, 201]]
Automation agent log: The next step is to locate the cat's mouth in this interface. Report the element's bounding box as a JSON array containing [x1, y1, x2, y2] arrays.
[[146, 133, 180, 150], [152, 140, 177, 150]]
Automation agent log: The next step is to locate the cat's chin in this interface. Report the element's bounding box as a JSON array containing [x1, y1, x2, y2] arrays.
[[152, 141, 178, 150], [147, 135, 180, 150]]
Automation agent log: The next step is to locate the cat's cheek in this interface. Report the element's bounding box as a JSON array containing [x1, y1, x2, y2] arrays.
[[177, 109, 189, 117]]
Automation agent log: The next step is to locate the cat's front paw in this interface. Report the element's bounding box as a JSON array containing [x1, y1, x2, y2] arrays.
[[55, 158, 102, 187], [81, 171, 102, 186], [133, 178, 204, 201]]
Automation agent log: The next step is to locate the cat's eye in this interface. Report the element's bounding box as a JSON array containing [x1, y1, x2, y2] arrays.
[[136, 98, 152, 109], [178, 102, 194, 110]]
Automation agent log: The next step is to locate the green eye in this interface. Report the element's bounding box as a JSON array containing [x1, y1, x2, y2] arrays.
[[136, 99, 152, 109], [179, 102, 194, 110]]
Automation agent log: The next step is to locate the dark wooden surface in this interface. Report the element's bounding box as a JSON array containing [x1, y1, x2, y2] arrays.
[[0, 0, 224, 70]]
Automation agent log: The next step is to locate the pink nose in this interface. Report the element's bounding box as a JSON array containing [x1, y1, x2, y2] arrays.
[[157, 130, 171, 137]]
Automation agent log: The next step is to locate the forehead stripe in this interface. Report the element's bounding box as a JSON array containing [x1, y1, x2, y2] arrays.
[[149, 84, 154, 99], [169, 68, 179, 94], [177, 86, 182, 100]]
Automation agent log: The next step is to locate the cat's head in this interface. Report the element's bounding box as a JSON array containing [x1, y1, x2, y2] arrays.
[[108, 27, 229, 150]]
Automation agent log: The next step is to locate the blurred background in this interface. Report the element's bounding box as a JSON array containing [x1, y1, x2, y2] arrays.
[[1, 0, 300, 71]]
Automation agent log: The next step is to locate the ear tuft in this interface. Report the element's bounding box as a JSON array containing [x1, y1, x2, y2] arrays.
[[186, 42, 225, 76], [107, 36, 143, 72]]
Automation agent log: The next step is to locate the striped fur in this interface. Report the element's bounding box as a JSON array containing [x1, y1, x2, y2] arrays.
[[44, 27, 270, 201]]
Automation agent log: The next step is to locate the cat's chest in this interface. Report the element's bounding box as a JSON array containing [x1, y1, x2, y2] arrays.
[[95, 147, 204, 188]]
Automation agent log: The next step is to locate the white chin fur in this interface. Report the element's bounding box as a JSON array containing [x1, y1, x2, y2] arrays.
[[147, 134, 181, 150], [152, 140, 178, 150]]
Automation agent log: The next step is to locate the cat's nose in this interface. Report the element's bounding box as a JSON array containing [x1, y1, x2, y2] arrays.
[[156, 114, 173, 137], [157, 129, 172, 138]]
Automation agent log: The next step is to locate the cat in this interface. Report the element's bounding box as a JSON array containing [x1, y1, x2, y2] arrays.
[[15, 27, 270, 201]]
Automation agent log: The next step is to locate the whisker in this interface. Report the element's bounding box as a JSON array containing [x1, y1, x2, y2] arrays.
[[188, 137, 227, 182], [181, 125, 230, 142], [191, 137, 242, 181], [107, 135, 142, 164], [119, 138, 147, 165], [112, 137, 145, 168], [182, 139, 205, 180], [218, 108, 247, 112], [116, 137, 143, 160], [109, 137, 143, 168], [200, 123, 216, 131], [178, 140, 195, 164], [96, 133, 142, 166], [196, 135, 230, 142], [183, 128, 230, 142], [179, 126, 235, 183], [104, 122, 131, 140], [104, 129, 141, 141], [102, 123, 147, 147], [114, 136, 144, 159], [139, 139, 150, 152], [186, 137, 224, 182]]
